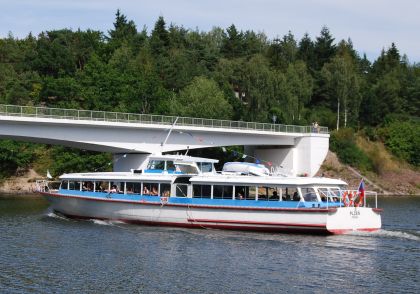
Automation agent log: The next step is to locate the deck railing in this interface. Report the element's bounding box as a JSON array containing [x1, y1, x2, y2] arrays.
[[0, 104, 329, 134]]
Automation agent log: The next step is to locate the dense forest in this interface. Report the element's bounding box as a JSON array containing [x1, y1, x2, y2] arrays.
[[0, 11, 419, 178]]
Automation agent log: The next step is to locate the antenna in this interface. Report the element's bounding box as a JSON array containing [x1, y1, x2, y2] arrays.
[[161, 117, 179, 149]]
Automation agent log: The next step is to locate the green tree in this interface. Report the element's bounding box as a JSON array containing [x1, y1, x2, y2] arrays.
[[285, 61, 313, 121], [169, 76, 232, 119], [321, 55, 361, 129], [314, 26, 336, 70], [221, 24, 243, 58]]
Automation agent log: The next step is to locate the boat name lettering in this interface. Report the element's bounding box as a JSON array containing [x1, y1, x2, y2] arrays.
[[350, 209, 360, 217]]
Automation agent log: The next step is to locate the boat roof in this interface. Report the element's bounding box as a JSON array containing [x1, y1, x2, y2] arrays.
[[148, 154, 218, 163], [59, 172, 174, 182], [59, 171, 347, 186], [190, 174, 347, 187]]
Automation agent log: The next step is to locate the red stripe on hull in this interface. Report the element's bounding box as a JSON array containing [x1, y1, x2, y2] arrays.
[[188, 218, 326, 228], [54, 211, 331, 235]]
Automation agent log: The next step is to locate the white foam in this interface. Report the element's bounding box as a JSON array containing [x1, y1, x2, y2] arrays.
[[91, 219, 114, 226], [350, 229, 420, 241], [376, 229, 420, 241], [46, 212, 69, 221], [90, 219, 125, 226]]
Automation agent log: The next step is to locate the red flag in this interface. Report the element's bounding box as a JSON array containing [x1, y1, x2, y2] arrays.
[[358, 179, 365, 206]]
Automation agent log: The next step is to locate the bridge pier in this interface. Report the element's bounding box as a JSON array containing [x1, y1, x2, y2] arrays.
[[245, 135, 329, 177]]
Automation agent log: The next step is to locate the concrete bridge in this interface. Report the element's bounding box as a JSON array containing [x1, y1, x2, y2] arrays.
[[0, 104, 329, 176]]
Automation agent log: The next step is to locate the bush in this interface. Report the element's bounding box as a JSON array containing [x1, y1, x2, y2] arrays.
[[330, 129, 373, 172], [380, 120, 420, 166], [0, 140, 37, 178]]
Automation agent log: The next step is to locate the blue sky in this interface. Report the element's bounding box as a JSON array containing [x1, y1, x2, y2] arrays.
[[1, 0, 419, 62]]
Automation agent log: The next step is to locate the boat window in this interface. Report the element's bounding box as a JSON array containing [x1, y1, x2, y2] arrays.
[[301, 188, 318, 202], [257, 186, 269, 200], [143, 182, 159, 196], [60, 180, 68, 190], [82, 181, 94, 192], [318, 188, 340, 202], [268, 187, 280, 201], [69, 181, 81, 191], [199, 162, 213, 173], [96, 181, 109, 192], [160, 184, 171, 197], [175, 184, 188, 197], [283, 187, 299, 201], [193, 185, 211, 198], [166, 161, 175, 173], [213, 185, 233, 200], [247, 186, 257, 200], [235, 186, 257, 200], [110, 182, 123, 193], [147, 160, 165, 171], [126, 182, 141, 194]]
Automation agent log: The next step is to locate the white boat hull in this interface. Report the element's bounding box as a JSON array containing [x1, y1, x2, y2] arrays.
[[43, 192, 381, 234]]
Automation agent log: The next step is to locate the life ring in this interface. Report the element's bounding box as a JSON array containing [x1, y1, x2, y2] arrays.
[[342, 191, 354, 207], [355, 193, 364, 207], [160, 196, 168, 205]]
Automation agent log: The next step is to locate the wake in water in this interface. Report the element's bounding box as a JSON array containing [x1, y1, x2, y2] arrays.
[[89, 219, 125, 226], [349, 229, 420, 241], [45, 211, 70, 221], [45, 211, 124, 227]]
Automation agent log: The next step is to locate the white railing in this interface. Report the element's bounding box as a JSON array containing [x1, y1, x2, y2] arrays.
[[35, 180, 60, 193], [0, 104, 329, 134], [337, 190, 376, 208]]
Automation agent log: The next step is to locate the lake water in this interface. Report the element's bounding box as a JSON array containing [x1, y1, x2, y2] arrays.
[[0, 195, 418, 293]]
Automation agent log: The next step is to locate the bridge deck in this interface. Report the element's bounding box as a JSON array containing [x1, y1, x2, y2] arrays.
[[0, 104, 328, 134]]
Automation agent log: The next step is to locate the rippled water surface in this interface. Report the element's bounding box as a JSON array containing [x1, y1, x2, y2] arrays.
[[0, 195, 419, 293]]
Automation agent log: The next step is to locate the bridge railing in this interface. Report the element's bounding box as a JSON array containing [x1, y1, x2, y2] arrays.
[[0, 104, 329, 134]]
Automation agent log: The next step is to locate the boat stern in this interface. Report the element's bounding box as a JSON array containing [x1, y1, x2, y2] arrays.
[[326, 207, 382, 234]]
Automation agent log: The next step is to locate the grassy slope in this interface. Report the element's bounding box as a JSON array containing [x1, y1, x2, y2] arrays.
[[318, 137, 420, 195]]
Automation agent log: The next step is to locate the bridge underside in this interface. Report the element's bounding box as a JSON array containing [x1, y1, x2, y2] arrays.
[[0, 116, 329, 176]]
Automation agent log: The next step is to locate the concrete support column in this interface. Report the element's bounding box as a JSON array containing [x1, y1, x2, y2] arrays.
[[245, 134, 329, 177], [252, 147, 296, 176], [294, 135, 329, 176], [113, 153, 150, 172]]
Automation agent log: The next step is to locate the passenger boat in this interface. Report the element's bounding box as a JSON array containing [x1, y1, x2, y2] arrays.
[[38, 154, 382, 234]]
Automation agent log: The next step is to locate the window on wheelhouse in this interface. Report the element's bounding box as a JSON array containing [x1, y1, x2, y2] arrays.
[[198, 162, 213, 173], [301, 187, 318, 202], [193, 185, 211, 198], [213, 185, 233, 200], [166, 161, 176, 173], [147, 160, 165, 172]]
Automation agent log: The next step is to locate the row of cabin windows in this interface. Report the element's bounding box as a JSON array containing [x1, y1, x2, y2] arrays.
[[62, 181, 171, 197], [62, 181, 325, 202], [147, 160, 213, 173], [193, 185, 304, 201]]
